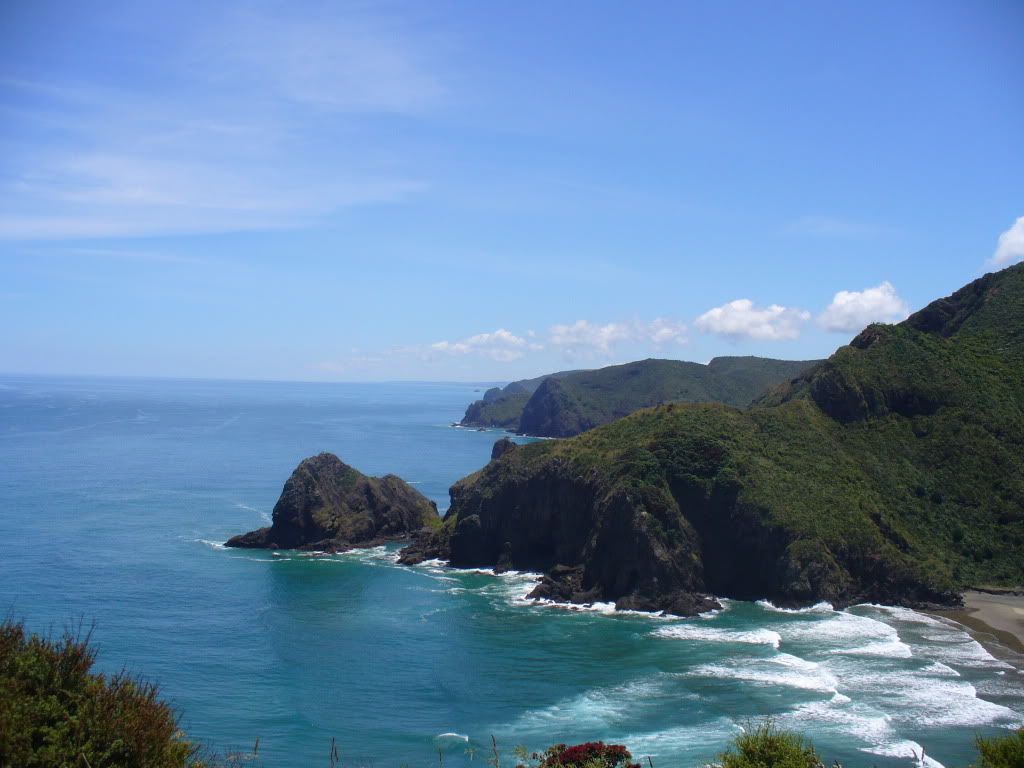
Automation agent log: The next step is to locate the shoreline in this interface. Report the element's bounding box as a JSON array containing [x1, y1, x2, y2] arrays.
[[927, 589, 1024, 664]]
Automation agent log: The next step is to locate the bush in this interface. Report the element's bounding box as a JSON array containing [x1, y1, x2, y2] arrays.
[[0, 619, 205, 768], [518, 741, 641, 768], [714, 722, 825, 768], [974, 729, 1024, 768]]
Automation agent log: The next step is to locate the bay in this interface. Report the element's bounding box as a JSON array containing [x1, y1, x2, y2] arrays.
[[1, 375, 1021, 767]]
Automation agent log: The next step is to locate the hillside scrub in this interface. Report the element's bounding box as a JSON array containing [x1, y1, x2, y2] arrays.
[[0, 620, 205, 768], [413, 264, 1024, 612]]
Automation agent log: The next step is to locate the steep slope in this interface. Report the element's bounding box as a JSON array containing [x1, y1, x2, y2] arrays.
[[226, 453, 438, 551], [516, 357, 820, 437], [460, 370, 583, 429], [405, 265, 1024, 614]]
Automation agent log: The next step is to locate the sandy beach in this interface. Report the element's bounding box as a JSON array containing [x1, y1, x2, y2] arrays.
[[931, 590, 1024, 659]]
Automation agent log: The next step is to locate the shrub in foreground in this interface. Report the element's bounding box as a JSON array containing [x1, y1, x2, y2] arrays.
[[714, 722, 825, 768], [0, 620, 204, 768], [513, 741, 641, 768], [974, 729, 1024, 768]]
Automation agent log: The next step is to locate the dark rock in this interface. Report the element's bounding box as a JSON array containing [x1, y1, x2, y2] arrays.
[[225, 452, 438, 551], [615, 591, 721, 617], [396, 525, 447, 565], [490, 438, 518, 461], [517, 377, 594, 437], [494, 541, 514, 573]]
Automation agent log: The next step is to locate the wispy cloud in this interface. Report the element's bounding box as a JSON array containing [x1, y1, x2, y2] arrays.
[[430, 329, 541, 362], [194, 6, 444, 113], [991, 216, 1024, 267], [0, 4, 440, 240], [695, 299, 809, 341], [548, 318, 687, 359], [817, 281, 909, 333]]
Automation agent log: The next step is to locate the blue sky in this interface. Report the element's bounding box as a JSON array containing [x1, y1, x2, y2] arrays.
[[2, 0, 1022, 381]]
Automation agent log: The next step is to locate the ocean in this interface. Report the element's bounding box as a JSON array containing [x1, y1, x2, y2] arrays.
[[1, 375, 1021, 767]]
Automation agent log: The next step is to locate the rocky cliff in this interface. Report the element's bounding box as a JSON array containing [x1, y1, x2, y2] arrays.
[[226, 453, 438, 551], [463, 357, 821, 438], [404, 265, 1024, 614]]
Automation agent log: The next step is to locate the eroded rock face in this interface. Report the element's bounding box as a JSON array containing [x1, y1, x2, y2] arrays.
[[490, 438, 518, 461], [225, 452, 438, 551], [400, 458, 726, 616]]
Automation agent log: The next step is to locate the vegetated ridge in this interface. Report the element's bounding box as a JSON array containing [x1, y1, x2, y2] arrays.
[[225, 452, 438, 551], [461, 357, 822, 437], [461, 369, 583, 430], [404, 264, 1024, 615]]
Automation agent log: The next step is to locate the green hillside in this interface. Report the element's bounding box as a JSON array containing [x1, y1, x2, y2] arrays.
[[518, 356, 820, 437], [461, 357, 819, 436], [412, 264, 1024, 612], [460, 370, 583, 429]]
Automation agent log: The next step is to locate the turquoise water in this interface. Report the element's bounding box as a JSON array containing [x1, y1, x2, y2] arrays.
[[1, 375, 1022, 767]]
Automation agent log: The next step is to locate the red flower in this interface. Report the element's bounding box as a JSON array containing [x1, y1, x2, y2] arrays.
[[539, 741, 640, 768]]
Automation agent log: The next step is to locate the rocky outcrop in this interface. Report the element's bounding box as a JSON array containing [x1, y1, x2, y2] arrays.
[[490, 437, 518, 461], [517, 377, 594, 437], [225, 453, 438, 551], [401, 422, 963, 615], [406, 266, 1024, 616]]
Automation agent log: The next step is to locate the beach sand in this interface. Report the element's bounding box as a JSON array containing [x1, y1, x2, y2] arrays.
[[930, 590, 1024, 660]]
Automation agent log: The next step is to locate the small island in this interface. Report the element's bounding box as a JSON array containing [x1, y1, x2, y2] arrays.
[[225, 452, 439, 552]]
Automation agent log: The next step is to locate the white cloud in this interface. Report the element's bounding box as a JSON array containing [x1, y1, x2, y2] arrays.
[[817, 281, 909, 333], [548, 320, 635, 357], [992, 216, 1024, 267], [430, 329, 540, 362], [547, 318, 688, 358], [202, 7, 444, 113], [647, 318, 689, 347], [0, 4, 440, 240], [695, 300, 810, 341]]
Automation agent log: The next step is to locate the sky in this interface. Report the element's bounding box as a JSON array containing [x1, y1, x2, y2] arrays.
[[1, 0, 1022, 382]]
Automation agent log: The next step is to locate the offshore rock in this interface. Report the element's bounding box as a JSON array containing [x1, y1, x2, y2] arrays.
[[225, 452, 438, 551]]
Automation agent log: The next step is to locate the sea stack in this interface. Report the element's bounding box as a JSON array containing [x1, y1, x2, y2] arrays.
[[225, 452, 438, 552]]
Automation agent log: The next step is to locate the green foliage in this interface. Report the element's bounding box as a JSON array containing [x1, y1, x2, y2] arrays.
[[463, 392, 531, 429], [0, 620, 205, 768], [714, 722, 825, 768], [517, 357, 821, 437], [974, 729, 1024, 768], [450, 264, 1024, 600], [461, 358, 820, 436], [462, 371, 586, 429]]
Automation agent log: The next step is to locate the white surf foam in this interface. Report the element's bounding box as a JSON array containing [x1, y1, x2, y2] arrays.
[[688, 653, 840, 694], [864, 604, 954, 628], [435, 732, 469, 742], [779, 609, 909, 659], [756, 600, 835, 614], [616, 717, 742, 760], [655, 624, 782, 648], [507, 677, 681, 733], [861, 739, 947, 768], [417, 558, 448, 568], [830, 638, 913, 658]]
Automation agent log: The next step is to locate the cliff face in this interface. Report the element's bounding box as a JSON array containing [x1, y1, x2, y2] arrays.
[[405, 265, 1024, 615], [226, 453, 438, 551], [517, 377, 595, 437], [461, 358, 820, 436], [460, 370, 583, 429]]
